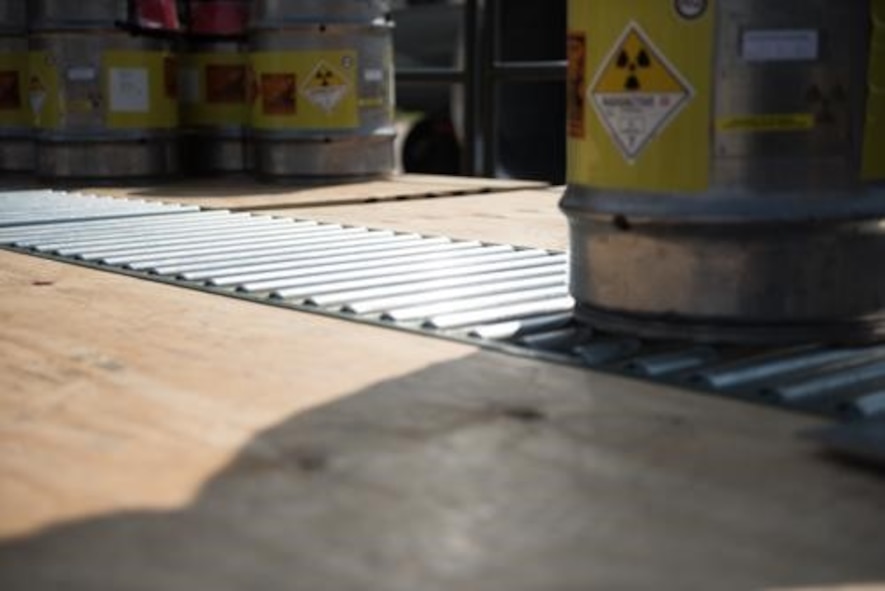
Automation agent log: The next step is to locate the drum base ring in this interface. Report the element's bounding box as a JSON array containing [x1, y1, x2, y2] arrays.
[[574, 302, 885, 346]]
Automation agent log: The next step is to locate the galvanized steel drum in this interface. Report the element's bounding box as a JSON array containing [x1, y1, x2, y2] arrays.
[[250, 0, 391, 25], [0, 0, 34, 172], [181, 40, 249, 173], [30, 0, 129, 30], [562, 0, 885, 344], [249, 0, 396, 179], [0, 0, 26, 28], [180, 1, 249, 174], [31, 1, 178, 180]]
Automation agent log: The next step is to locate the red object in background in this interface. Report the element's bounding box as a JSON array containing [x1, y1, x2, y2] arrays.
[[189, 1, 249, 36], [135, 0, 181, 31]]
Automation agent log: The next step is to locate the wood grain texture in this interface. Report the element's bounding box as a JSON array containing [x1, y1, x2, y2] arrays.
[[0, 251, 884, 590], [270, 187, 569, 250], [2, 174, 885, 591], [0, 251, 474, 537], [85, 174, 547, 211]]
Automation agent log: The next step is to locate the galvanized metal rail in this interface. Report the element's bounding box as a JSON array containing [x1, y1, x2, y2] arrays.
[[0, 189, 200, 226], [1, 189, 883, 464]]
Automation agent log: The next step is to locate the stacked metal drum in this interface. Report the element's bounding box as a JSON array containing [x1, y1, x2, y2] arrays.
[[562, 0, 885, 344], [180, 0, 250, 173], [0, 0, 33, 172], [249, 0, 396, 178], [30, 0, 179, 179]]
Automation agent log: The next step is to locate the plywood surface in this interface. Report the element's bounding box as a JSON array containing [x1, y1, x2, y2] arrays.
[[86, 174, 547, 211], [1, 251, 884, 590], [271, 187, 569, 250]]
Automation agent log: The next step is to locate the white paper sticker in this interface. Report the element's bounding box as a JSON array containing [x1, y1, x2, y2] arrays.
[[364, 68, 384, 82], [742, 29, 819, 62], [67, 67, 97, 82], [109, 67, 149, 113]]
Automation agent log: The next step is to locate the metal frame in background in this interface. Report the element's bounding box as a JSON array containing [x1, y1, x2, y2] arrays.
[[395, 0, 567, 177]]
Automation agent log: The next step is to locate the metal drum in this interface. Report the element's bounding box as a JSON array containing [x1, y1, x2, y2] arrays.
[[180, 1, 249, 174], [181, 40, 248, 174], [249, 0, 396, 179], [562, 0, 885, 344], [250, 0, 391, 25], [0, 0, 34, 172], [0, 0, 26, 26], [30, 0, 128, 30], [31, 1, 178, 180]]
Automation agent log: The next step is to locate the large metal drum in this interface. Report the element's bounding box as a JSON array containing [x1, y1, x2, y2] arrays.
[[181, 40, 249, 174], [0, 1, 34, 172], [562, 0, 885, 344], [180, 1, 250, 174], [251, 0, 391, 25], [31, 1, 178, 180], [30, 0, 129, 29], [249, 0, 396, 179]]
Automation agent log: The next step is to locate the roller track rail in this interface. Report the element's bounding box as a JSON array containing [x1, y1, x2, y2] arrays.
[[2, 189, 882, 465]]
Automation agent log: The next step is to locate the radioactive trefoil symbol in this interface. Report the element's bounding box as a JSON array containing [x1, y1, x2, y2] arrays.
[[589, 22, 693, 163], [301, 61, 350, 114], [617, 46, 652, 91]]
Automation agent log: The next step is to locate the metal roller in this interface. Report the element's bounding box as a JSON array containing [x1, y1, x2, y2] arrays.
[[562, 0, 885, 344], [9, 187, 885, 450]]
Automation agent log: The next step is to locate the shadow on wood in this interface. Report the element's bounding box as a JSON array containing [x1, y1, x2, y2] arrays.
[[1, 354, 884, 590]]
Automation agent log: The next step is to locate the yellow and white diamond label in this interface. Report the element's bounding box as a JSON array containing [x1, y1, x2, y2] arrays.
[[589, 22, 693, 163], [301, 60, 350, 114]]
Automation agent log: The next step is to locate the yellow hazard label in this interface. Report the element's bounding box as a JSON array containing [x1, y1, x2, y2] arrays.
[[250, 50, 358, 130], [302, 61, 348, 92], [568, 0, 714, 192], [863, 0, 885, 181], [717, 113, 815, 133], [104, 50, 178, 130], [0, 51, 29, 128], [30, 49, 177, 130], [592, 27, 688, 94], [589, 22, 693, 163], [180, 52, 248, 127]]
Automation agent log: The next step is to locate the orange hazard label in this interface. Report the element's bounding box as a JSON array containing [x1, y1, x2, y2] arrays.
[[206, 64, 247, 104], [567, 31, 586, 138], [261, 73, 296, 115], [0, 70, 21, 110]]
